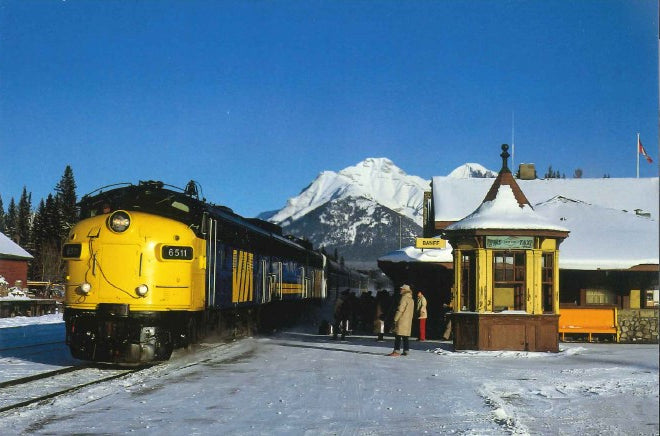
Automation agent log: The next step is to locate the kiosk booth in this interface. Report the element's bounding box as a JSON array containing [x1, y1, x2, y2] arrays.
[[443, 145, 569, 352]]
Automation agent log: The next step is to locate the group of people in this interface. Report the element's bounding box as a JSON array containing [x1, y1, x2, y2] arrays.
[[332, 284, 445, 357], [331, 289, 388, 341]]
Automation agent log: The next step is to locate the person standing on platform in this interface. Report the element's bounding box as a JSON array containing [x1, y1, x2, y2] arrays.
[[332, 290, 347, 340], [416, 290, 428, 341], [334, 290, 355, 341], [373, 290, 390, 341], [442, 297, 454, 341], [388, 284, 414, 356]]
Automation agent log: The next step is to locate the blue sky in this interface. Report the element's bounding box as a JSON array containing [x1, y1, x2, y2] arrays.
[[1, 0, 657, 217]]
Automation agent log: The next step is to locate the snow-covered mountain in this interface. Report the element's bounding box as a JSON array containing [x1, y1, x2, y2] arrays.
[[268, 158, 430, 226], [263, 158, 495, 267]]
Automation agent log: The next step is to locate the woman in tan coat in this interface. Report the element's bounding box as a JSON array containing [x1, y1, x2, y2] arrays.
[[388, 284, 414, 356]]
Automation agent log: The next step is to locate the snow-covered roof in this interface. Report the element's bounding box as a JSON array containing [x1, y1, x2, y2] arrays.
[[0, 232, 32, 260], [535, 196, 658, 269], [380, 194, 659, 270], [432, 177, 659, 222], [445, 184, 569, 233], [378, 244, 454, 264]]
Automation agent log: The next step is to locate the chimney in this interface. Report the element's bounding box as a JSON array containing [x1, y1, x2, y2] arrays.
[[518, 163, 536, 180]]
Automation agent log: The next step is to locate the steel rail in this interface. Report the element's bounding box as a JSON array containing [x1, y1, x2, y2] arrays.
[[0, 366, 144, 414]]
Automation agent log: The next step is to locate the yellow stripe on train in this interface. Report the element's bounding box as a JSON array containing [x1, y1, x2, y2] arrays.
[[232, 250, 254, 303], [281, 283, 303, 295]]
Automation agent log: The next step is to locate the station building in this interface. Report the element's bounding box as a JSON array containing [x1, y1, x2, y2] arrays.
[[0, 231, 32, 290], [379, 146, 659, 344]]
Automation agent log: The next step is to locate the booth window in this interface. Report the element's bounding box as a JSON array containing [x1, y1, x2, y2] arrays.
[[542, 253, 554, 312], [493, 251, 526, 311]]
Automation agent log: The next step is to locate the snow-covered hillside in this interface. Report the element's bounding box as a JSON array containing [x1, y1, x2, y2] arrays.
[[268, 158, 430, 226]]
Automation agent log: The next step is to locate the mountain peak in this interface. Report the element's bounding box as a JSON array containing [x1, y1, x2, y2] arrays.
[[268, 157, 430, 225], [339, 157, 400, 178], [447, 163, 497, 178]]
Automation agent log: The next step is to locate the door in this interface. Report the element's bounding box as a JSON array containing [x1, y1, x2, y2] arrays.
[[205, 217, 218, 308]]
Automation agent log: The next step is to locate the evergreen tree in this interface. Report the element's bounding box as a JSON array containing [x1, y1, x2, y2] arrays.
[[55, 165, 78, 241], [31, 194, 63, 281], [17, 187, 32, 247], [29, 199, 47, 279], [573, 168, 583, 178], [44, 194, 61, 242], [5, 198, 18, 242], [0, 195, 5, 233], [544, 166, 562, 179], [544, 166, 553, 178]]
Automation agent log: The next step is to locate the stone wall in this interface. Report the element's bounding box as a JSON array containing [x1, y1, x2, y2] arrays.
[[618, 309, 659, 343]]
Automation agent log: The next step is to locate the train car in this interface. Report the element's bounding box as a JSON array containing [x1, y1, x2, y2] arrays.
[[62, 180, 326, 364]]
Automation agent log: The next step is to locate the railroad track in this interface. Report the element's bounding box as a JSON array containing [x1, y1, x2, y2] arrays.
[[0, 339, 250, 415], [0, 364, 144, 414]]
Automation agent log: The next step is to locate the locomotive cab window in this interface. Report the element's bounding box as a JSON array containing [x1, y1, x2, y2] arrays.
[[171, 201, 189, 213], [62, 243, 82, 259]]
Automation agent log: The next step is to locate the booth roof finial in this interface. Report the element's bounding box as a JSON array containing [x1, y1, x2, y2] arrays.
[[500, 144, 510, 173]]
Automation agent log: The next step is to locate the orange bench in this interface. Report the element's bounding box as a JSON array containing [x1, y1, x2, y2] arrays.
[[558, 307, 619, 342]]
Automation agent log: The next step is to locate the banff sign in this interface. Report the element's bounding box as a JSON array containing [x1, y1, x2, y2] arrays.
[[415, 238, 447, 249]]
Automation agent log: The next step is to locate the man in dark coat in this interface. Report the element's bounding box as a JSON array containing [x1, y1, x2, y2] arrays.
[[333, 289, 354, 340]]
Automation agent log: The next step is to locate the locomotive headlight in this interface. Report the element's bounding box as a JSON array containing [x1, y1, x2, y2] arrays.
[[79, 282, 92, 295], [108, 211, 131, 233], [136, 284, 149, 297]]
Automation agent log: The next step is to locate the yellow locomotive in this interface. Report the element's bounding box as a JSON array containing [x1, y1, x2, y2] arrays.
[[63, 181, 325, 363]]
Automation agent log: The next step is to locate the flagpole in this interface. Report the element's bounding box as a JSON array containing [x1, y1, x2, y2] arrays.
[[511, 111, 515, 174], [636, 132, 640, 178]]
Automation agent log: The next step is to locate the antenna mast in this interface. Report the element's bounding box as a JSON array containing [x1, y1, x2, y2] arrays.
[[511, 111, 515, 174]]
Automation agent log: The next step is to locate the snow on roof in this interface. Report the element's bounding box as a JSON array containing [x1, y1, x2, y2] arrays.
[[0, 232, 32, 260], [535, 196, 658, 270], [381, 195, 658, 270], [432, 177, 659, 222], [445, 184, 569, 232], [378, 244, 454, 264]]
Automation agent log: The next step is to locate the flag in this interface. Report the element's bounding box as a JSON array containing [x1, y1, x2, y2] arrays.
[[638, 137, 653, 164]]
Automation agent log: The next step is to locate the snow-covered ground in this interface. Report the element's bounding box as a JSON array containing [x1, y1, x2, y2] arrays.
[[0, 314, 658, 435]]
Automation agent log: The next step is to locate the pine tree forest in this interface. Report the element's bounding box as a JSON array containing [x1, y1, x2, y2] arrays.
[[0, 165, 77, 283]]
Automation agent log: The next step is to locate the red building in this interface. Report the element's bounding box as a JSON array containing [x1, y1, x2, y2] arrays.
[[0, 232, 33, 289]]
